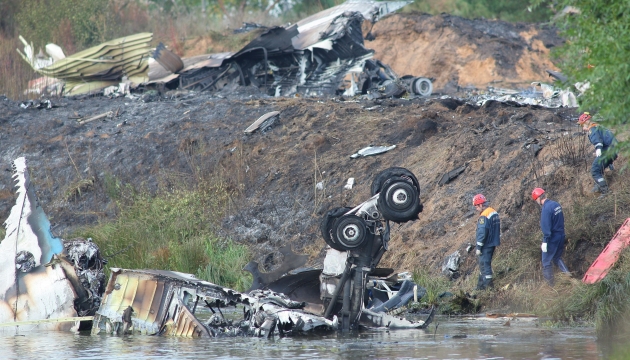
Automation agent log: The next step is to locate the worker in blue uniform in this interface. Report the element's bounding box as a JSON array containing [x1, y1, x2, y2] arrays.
[[532, 188, 570, 286], [473, 194, 500, 290], [577, 112, 618, 194]]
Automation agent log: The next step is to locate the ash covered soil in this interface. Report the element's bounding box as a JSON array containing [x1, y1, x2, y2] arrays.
[[1, 91, 617, 280], [0, 14, 611, 281]]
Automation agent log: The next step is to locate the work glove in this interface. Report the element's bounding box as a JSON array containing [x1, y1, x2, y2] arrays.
[[476, 249, 482, 256], [541, 243, 547, 253], [596, 149, 602, 157]]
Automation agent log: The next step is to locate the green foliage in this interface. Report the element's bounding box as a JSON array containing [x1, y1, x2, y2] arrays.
[[74, 181, 251, 290], [413, 268, 452, 305], [548, 252, 630, 339], [406, 0, 552, 23], [16, 0, 110, 50], [197, 239, 252, 291], [543, 0, 630, 157]]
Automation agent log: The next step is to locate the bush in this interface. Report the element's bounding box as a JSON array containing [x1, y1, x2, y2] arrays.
[[16, 0, 110, 51], [74, 178, 251, 291]]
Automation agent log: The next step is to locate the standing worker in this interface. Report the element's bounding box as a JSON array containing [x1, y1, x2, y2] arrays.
[[473, 194, 500, 290], [531, 188, 570, 286], [577, 112, 618, 194]]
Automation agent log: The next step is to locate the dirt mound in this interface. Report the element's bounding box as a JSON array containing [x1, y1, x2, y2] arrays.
[[367, 13, 563, 90]]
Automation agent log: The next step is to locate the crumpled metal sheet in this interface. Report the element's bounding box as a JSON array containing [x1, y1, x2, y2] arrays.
[[0, 157, 94, 331], [148, 1, 410, 97], [350, 145, 396, 158], [92, 268, 337, 337]]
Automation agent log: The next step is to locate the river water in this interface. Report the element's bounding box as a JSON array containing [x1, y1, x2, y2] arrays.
[[0, 314, 613, 359]]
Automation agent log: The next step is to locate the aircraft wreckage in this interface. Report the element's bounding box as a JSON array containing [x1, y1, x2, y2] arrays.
[[20, 0, 433, 98], [0, 158, 432, 336]]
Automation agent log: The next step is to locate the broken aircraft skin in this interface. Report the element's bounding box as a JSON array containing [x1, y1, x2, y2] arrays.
[[0, 157, 105, 331], [246, 167, 434, 332], [94, 170, 432, 337], [149, 0, 432, 98], [92, 268, 338, 337], [0, 158, 430, 336]]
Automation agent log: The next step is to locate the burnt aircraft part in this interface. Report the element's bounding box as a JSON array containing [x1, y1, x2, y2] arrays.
[[244, 245, 308, 291], [333, 215, 371, 250], [94, 268, 337, 337], [411, 77, 433, 96], [317, 167, 429, 330], [321, 207, 355, 251], [153, 43, 184, 73], [438, 164, 467, 186], [148, 1, 413, 97], [378, 179, 421, 223], [0, 157, 101, 331], [15, 251, 36, 272], [360, 60, 433, 98]]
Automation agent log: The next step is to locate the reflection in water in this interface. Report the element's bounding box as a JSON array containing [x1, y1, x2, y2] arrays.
[[0, 316, 606, 359]]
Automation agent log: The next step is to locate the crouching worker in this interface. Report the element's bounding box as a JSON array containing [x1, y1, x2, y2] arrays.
[[577, 112, 618, 194], [473, 194, 500, 290], [532, 188, 570, 286]]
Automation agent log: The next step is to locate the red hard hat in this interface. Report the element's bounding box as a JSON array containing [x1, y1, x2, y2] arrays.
[[532, 188, 545, 200], [473, 194, 487, 206], [578, 112, 591, 124]]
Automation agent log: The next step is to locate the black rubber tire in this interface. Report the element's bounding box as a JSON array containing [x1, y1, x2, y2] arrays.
[[378, 180, 422, 223], [332, 215, 369, 250], [371, 167, 420, 196], [320, 207, 353, 251]]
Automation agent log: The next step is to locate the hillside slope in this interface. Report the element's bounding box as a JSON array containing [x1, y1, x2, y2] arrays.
[[1, 91, 623, 285]]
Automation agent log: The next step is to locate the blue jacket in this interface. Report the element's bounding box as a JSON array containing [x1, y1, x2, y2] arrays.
[[540, 199, 565, 244], [476, 207, 500, 250], [587, 124, 617, 152]]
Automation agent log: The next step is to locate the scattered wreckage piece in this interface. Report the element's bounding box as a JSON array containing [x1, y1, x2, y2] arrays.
[[77, 111, 114, 125], [148, 1, 414, 98], [350, 145, 396, 158], [438, 164, 466, 186], [153, 42, 184, 73], [583, 217, 630, 284], [18, 33, 153, 96], [243, 244, 308, 291], [356, 60, 433, 98], [0, 157, 104, 331], [244, 111, 280, 133], [442, 250, 461, 279], [319, 167, 428, 330], [92, 269, 337, 337], [243, 168, 430, 331], [472, 84, 579, 108]]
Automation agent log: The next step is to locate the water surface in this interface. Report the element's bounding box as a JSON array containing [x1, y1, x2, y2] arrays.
[[0, 315, 606, 359]]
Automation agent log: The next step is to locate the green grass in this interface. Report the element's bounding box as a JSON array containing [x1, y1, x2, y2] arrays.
[[413, 268, 452, 306], [73, 179, 252, 291]]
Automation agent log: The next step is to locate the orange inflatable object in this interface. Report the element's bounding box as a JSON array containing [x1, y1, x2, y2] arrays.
[[583, 218, 630, 284]]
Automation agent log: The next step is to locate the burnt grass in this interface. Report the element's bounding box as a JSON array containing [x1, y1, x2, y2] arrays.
[[0, 90, 621, 285]]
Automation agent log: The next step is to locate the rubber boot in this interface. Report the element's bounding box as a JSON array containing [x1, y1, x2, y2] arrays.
[[596, 178, 609, 194], [591, 184, 601, 193], [475, 275, 485, 290], [543, 265, 554, 286], [556, 259, 570, 274], [484, 278, 494, 290]]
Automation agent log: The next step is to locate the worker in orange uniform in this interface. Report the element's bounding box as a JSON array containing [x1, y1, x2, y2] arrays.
[[473, 194, 500, 290], [532, 188, 570, 286]]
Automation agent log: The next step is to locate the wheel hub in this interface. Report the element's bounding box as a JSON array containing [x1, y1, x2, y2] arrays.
[[392, 188, 409, 205], [343, 224, 360, 241]]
